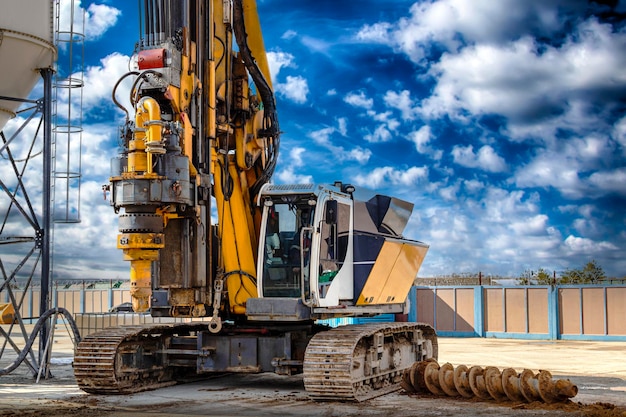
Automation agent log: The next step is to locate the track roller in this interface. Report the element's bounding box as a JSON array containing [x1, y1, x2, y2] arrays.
[[402, 360, 577, 403]]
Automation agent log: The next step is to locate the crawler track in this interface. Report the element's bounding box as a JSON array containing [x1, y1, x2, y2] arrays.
[[73, 323, 207, 394], [303, 322, 437, 402], [75, 321, 437, 400]]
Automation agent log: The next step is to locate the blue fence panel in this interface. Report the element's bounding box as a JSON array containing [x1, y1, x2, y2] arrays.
[[411, 285, 626, 342]]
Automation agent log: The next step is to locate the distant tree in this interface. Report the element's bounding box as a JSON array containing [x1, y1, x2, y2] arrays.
[[560, 268, 583, 284], [535, 268, 553, 285], [560, 260, 605, 284], [581, 260, 606, 283], [517, 268, 554, 285], [517, 269, 534, 285]]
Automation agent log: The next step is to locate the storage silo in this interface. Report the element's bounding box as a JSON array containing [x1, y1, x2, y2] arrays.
[[0, 0, 56, 131]]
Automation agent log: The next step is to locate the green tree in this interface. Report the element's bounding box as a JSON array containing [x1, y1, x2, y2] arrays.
[[517, 269, 533, 285], [535, 268, 553, 285], [560, 260, 605, 284], [517, 268, 554, 285], [581, 260, 606, 283]]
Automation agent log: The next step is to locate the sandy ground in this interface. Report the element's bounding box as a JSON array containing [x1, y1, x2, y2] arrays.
[[0, 325, 625, 417]]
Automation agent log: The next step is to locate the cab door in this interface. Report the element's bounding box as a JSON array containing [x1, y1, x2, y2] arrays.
[[314, 195, 353, 307]]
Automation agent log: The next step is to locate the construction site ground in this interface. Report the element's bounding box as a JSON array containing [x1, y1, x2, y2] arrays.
[[0, 325, 625, 417]]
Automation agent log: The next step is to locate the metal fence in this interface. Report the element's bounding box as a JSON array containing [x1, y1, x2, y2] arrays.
[[2, 281, 132, 322], [4, 282, 626, 341], [410, 285, 626, 341]]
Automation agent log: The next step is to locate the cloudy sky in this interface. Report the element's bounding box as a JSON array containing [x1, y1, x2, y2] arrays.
[[3, 0, 626, 280]]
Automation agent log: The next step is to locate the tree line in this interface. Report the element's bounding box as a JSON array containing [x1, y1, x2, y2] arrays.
[[517, 260, 608, 285]]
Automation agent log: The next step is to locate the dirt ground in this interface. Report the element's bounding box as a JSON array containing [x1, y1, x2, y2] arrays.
[[1, 326, 625, 417]]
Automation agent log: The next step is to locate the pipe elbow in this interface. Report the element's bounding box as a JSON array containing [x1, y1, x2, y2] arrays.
[[140, 97, 162, 144]]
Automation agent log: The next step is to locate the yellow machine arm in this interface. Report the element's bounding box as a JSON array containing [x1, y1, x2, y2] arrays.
[[211, 0, 280, 315], [109, 0, 279, 318]]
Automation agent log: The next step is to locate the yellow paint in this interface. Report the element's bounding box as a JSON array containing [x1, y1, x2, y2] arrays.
[[0, 303, 15, 325], [120, 230, 163, 313], [127, 151, 147, 173], [356, 242, 402, 305], [241, 0, 273, 89], [130, 259, 152, 312], [356, 241, 428, 305], [180, 112, 197, 177], [156, 209, 181, 229], [179, 53, 194, 112], [377, 244, 427, 304], [141, 98, 161, 148], [117, 233, 165, 250], [129, 138, 146, 151], [129, 111, 147, 173], [211, 0, 228, 89], [213, 154, 258, 314], [207, 60, 216, 142]]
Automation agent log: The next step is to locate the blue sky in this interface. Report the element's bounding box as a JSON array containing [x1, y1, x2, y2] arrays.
[[3, 0, 626, 280]]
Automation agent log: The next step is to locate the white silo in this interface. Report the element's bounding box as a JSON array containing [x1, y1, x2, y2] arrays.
[[0, 0, 57, 131]]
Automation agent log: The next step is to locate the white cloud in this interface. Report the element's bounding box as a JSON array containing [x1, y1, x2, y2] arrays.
[[350, 0, 626, 277], [266, 51, 296, 84], [275, 169, 313, 185], [515, 156, 582, 198], [408, 125, 443, 160], [418, 19, 626, 131], [356, 0, 587, 65], [300, 35, 332, 55], [275, 147, 314, 184], [451, 145, 507, 172], [346, 148, 372, 164], [357, 2, 626, 152], [51, 180, 126, 279], [614, 116, 626, 154], [483, 188, 539, 224], [80, 123, 121, 178], [281, 30, 297, 40], [364, 125, 392, 143], [384, 90, 415, 121], [0, 114, 126, 278], [344, 91, 373, 109], [353, 166, 428, 188], [291, 147, 306, 166], [413, 186, 584, 277], [439, 182, 460, 201], [588, 168, 626, 196], [508, 214, 548, 235], [564, 235, 618, 254], [275, 75, 309, 104], [362, 110, 400, 143], [356, 22, 392, 44], [337, 118, 348, 136], [58, 0, 120, 41], [80, 53, 132, 116], [515, 135, 620, 199], [308, 121, 372, 164], [84, 4, 121, 39], [463, 179, 485, 194]]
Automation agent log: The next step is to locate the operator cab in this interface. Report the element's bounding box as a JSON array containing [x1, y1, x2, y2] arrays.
[[256, 183, 354, 308], [249, 181, 428, 321]]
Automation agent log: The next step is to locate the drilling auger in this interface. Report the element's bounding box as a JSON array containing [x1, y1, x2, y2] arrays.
[[402, 360, 578, 403]]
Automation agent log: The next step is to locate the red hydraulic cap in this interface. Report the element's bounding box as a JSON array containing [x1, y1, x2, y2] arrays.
[[138, 48, 166, 70]]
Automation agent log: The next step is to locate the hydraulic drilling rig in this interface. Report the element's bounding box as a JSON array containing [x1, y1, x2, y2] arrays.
[[74, 0, 436, 401]]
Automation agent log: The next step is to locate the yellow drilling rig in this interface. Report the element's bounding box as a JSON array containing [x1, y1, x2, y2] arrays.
[[74, 0, 436, 402]]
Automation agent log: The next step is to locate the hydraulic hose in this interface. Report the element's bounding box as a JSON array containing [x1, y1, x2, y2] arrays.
[[231, 0, 280, 199], [0, 307, 81, 376], [231, 0, 278, 127], [112, 71, 140, 121]]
